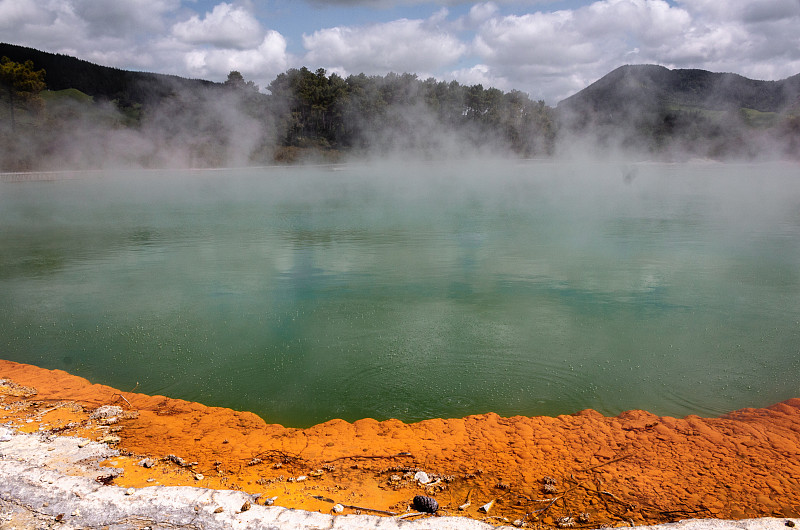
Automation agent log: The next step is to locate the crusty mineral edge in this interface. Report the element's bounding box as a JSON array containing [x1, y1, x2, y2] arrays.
[[1, 359, 799, 528]]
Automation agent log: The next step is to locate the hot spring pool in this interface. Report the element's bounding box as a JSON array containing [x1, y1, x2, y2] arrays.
[[1, 160, 799, 427]]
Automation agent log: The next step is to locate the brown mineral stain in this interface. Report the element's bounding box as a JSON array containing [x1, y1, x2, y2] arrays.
[[2, 359, 799, 527]]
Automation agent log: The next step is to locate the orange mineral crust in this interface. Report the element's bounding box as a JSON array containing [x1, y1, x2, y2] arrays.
[[1, 359, 798, 528]]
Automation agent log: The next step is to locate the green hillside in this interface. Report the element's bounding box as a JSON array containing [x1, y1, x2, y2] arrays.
[[557, 64, 800, 119], [2, 43, 799, 168]]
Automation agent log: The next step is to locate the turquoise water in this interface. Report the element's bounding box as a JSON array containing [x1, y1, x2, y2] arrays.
[[1, 161, 799, 427]]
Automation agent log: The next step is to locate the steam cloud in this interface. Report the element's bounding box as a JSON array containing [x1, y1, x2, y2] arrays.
[[1, 65, 799, 172]]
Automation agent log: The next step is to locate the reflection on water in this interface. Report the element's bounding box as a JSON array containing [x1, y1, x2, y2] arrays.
[[1, 161, 799, 427]]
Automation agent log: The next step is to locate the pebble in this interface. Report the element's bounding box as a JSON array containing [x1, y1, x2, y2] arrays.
[[414, 471, 431, 484], [125, 488, 135, 496], [165, 454, 188, 467], [194, 473, 204, 481], [138, 458, 155, 468], [332, 504, 344, 513]]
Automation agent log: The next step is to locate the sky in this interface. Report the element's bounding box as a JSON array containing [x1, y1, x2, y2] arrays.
[[1, 0, 799, 104]]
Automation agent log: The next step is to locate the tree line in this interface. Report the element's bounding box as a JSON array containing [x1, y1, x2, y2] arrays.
[[1, 58, 556, 169], [2, 48, 799, 170], [263, 67, 555, 157]]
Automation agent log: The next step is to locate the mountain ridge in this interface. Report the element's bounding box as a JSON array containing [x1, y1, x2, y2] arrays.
[[0, 42, 219, 106], [557, 64, 800, 117]]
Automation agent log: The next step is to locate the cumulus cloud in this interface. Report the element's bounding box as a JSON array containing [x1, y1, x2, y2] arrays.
[[0, 0, 186, 72], [467, 0, 800, 102], [0, 0, 54, 30], [664, 0, 800, 79], [303, 12, 466, 74], [2, 0, 799, 104], [678, 0, 800, 23], [172, 2, 264, 49], [466, 2, 499, 25], [72, 0, 179, 37], [181, 30, 290, 87], [0, 0, 80, 51]]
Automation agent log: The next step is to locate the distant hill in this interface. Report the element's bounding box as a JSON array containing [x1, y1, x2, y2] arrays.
[[2, 44, 798, 165], [0, 42, 218, 106], [557, 64, 800, 121]]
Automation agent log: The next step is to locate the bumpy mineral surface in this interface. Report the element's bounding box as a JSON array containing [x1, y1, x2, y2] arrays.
[[1, 359, 799, 528]]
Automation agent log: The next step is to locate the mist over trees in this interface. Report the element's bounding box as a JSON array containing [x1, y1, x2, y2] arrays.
[[557, 64, 800, 160], [1, 43, 799, 171], [266, 67, 555, 158], [0, 53, 556, 170]]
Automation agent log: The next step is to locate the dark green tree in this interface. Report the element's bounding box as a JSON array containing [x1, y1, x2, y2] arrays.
[[0, 56, 47, 132], [224, 70, 259, 92]]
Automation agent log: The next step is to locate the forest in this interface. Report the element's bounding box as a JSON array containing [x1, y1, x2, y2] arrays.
[[1, 42, 799, 171]]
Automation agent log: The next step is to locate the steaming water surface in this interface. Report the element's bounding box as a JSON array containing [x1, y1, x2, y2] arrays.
[[1, 161, 799, 427]]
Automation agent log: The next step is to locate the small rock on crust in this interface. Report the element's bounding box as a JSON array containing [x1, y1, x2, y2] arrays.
[[412, 495, 438, 513], [165, 454, 188, 467]]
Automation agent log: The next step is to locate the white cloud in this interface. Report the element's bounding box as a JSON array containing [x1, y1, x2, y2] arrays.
[[181, 30, 290, 88], [573, 0, 690, 45], [466, 0, 800, 102], [2, 0, 799, 105], [667, 0, 800, 79], [73, 0, 179, 37], [172, 2, 264, 49], [448, 63, 503, 88], [302, 13, 466, 75], [677, 0, 800, 23], [467, 2, 499, 25], [474, 10, 598, 67], [0, 0, 54, 30]]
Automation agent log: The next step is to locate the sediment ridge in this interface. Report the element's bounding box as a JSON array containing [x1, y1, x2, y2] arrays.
[[1, 359, 799, 528]]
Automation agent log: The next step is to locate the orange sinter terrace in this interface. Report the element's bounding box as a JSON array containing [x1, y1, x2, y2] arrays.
[[1, 359, 799, 528]]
